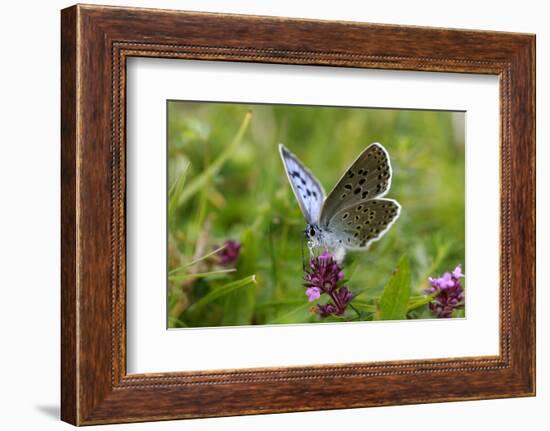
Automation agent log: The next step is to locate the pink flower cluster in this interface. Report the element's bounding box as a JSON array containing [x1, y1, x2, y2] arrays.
[[426, 265, 465, 318], [304, 250, 353, 317]]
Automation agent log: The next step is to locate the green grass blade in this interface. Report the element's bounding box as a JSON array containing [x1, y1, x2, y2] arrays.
[[185, 275, 256, 315], [168, 268, 236, 282], [168, 161, 190, 222], [169, 245, 226, 274], [178, 111, 252, 206]]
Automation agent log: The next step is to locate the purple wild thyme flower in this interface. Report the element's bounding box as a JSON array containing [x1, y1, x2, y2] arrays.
[[303, 250, 353, 317], [334, 286, 353, 310], [304, 250, 344, 294], [426, 265, 465, 318], [452, 265, 464, 279], [217, 240, 241, 267], [305, 287, 321, 302], [316, 303, 337, 317]]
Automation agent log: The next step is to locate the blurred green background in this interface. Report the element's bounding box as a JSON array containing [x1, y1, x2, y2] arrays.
[[167, 101, 465, 328]]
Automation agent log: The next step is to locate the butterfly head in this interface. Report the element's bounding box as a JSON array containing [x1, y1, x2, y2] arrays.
[[305, 223, 323, 248]]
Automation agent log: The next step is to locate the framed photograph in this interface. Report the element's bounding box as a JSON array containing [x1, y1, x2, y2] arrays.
[[61, 4, 535, 425]]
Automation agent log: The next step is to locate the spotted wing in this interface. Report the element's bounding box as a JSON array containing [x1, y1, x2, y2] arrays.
[[326, 199, 400, 250], [279, 144, 325, 224], [320, 143, 393, 227]]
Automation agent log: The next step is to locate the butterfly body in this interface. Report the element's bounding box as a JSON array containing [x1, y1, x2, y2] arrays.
[[304, 222, 347, 262], [304, 222, 332, 247], [279, 143, 401, 262]]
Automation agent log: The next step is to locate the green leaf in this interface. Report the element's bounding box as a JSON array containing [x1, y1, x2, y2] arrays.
[[178, 111, 252, 206], [185, 275, 257, 315], [376, 256, 411, 320]]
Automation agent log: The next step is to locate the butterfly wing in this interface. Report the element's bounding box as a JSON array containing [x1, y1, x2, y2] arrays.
[[326, 199, 401, 249], [319, 143, 393, 227], [279, 144, 325, 224]]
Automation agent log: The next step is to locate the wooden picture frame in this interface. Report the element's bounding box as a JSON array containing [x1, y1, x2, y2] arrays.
[[61, 4, 535, 425]]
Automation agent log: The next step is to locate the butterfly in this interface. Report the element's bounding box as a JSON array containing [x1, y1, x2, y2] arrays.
[[279, 142, 401, 262]]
